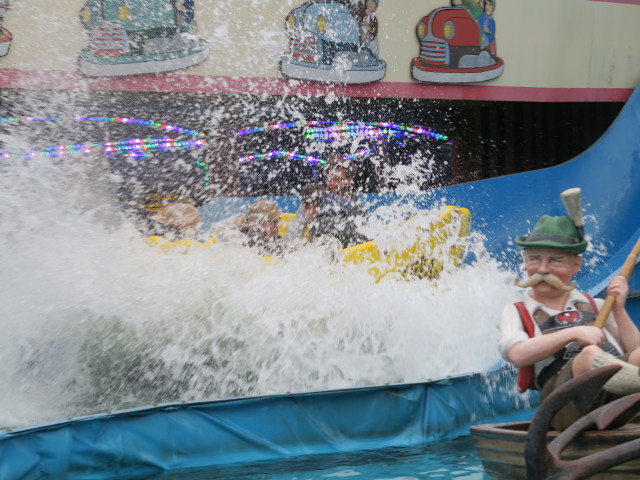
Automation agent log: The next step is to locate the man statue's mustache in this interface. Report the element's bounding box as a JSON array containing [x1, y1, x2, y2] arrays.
[[514, 273, 576, 291]]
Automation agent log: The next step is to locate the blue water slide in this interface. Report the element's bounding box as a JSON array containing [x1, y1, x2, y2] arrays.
[[2, 85, 639, 478], [420, 91, 640, 295]]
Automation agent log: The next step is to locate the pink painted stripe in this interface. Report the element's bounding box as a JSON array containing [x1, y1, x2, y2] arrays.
[[0, 68, 632, 103]]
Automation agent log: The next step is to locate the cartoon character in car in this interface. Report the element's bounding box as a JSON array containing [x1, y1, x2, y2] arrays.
[[78, 0, 208, 77], [411, 4, 503, 83], [0, 0, 12, 57], [281, 0, 386, 84]]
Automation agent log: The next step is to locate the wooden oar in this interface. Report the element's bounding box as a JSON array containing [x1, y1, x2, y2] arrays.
[[561, 188, 584, 242], [594, 236, 640, 328]]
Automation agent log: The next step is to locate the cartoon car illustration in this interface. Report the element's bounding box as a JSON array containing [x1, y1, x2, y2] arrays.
[[411, 7, 503, 83], [0, 0, 12, 57], [281, 0, 386, 84], [78, 0, 208, 77]]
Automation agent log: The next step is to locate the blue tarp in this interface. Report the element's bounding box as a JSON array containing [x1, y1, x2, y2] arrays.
[[0, 367, 533, 480], [2, 85, 639, 478]]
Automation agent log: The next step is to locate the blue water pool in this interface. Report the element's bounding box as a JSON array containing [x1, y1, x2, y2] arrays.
[[152, 436, 487, 480]]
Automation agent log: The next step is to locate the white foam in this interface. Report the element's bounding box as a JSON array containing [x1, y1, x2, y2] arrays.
[[0, 138, 520, 430]]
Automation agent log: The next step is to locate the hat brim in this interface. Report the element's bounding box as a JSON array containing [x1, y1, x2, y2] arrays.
[[515, 236, 587, 254]]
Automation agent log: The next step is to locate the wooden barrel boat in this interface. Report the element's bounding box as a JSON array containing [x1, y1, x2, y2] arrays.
[[471, 419, 640, 479], [471, 366, 640, 480]]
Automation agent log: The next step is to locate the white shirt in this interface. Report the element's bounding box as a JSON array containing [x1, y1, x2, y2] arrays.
[[498, 288, 622, 382], [282, 205, 309, 248]]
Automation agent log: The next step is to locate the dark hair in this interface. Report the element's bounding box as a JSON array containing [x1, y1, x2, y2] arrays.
[[325, 154, 357, 180], [300, 183, 326, 207]]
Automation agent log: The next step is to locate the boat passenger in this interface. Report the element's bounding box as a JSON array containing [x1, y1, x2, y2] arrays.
[[309, 155, 370, 248], [283, 182, 326, 250], [239, 199, 284, 257], [498, 215, 640, 431], [149, 202, 203, 241]]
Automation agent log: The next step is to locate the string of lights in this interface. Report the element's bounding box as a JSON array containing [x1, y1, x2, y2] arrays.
[[0, 115, 210, 185], [236, 147, 373, 167], [343, 148, 374, 160], [236, 120, 449, 142], [237, 120, 333, 136], [237, 150, 325, 167], [0, 137, 208, 159], [0, 116, 206, 138], [103, 138, 208, 157], [0, 143, 102, 158], [305, 123, 449, 142]]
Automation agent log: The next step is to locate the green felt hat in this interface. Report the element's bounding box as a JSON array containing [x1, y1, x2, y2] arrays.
[[515, 215, 587, 254]]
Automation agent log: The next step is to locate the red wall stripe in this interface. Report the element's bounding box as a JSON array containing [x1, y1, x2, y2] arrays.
[[0, 69, 632, 103]]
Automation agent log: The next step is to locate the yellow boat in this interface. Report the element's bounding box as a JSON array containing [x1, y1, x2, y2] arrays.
[[148, 205, 471, 281], [147, 235, 217, 251], [341, 205, 471, 281]]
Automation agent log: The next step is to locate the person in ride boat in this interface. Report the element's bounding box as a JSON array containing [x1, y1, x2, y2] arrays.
[[239, 199, 284, 257], [309, 155, 370, 249], [149, 203, 203, 241], [283, 182, 326, 250], [498, 215, 639, 431]]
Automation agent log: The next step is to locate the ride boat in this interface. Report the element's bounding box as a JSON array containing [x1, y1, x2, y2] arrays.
[[148, 204, 471, 281]]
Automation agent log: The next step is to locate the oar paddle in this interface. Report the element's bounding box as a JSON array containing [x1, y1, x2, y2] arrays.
[[593, 236, 640, 328], [561, 188, 584, 242]]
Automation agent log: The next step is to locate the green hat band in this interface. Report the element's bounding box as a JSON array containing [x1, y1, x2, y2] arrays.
[[515, 215, 588, 254], [524, 233, 580, 245]]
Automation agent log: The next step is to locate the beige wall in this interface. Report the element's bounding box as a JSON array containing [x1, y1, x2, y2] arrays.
[[1, 0, 639, 89]]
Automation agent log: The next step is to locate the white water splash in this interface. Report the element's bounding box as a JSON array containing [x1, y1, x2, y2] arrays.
[[0, 138, 519, 431]]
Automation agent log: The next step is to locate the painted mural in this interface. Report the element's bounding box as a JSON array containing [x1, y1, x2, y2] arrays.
[[0, 0, 11, 57], [77, 0, 209, 77], [411, 0, 503, 83], [0, 0, 638, 101], [280, 0, 386, 84]]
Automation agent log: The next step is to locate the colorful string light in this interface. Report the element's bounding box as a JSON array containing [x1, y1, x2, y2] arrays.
[[343, 148, 374, 160], [236, 147, 374, 167], [304, 122, 449, 142], [0, 137, 207, 159], [103, 137, 208, 156], [0, 116, 206, 138], [0, 115, 211, 185], [237, 120, 333, 136], [237, 150, 326, 167], [196, 161, 211, 186], [0, 142, 102, 158], [236, 120, 449, 142]]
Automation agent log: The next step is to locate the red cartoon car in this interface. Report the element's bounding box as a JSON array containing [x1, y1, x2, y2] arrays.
[[411, 7, 503, 83]]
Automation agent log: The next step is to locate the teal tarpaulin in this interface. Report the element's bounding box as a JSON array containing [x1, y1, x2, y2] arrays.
[[0, 368, 531, 479]]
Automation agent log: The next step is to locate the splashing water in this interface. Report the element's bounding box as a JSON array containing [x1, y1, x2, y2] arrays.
[[0, 136, 520, 431]]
